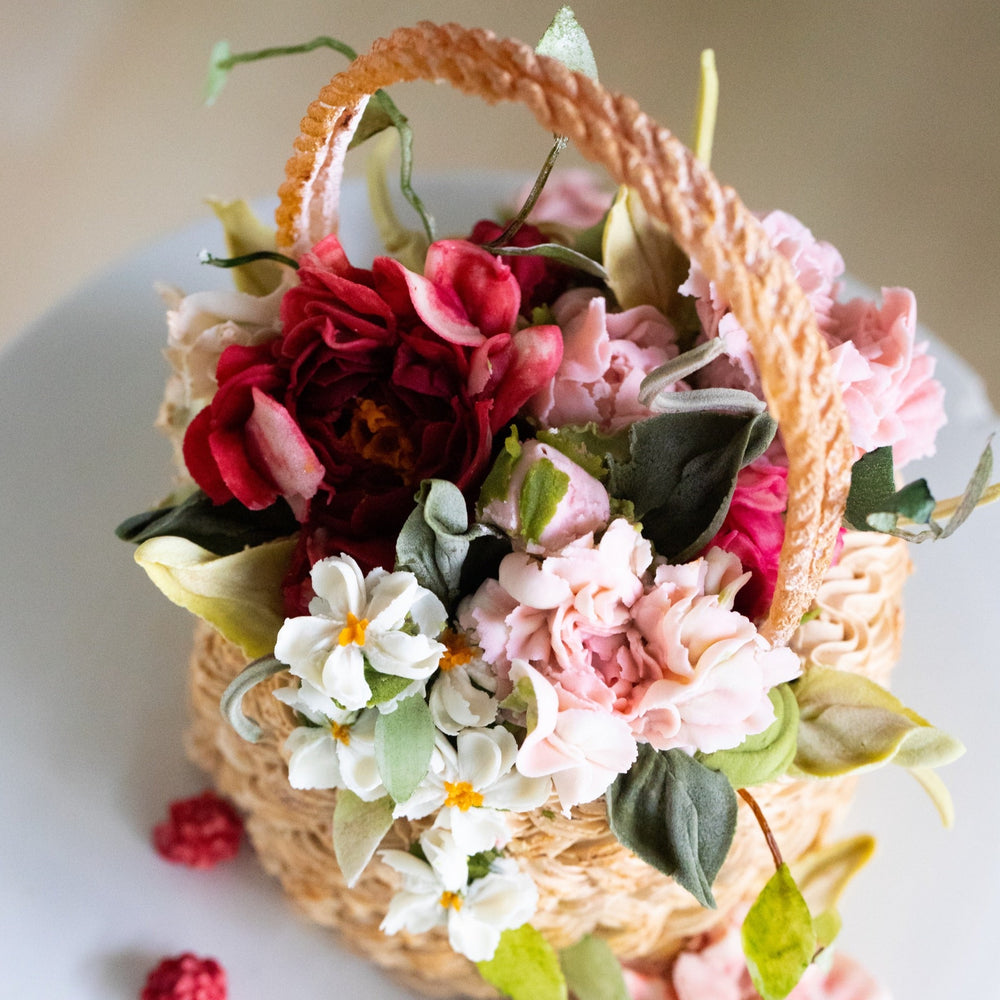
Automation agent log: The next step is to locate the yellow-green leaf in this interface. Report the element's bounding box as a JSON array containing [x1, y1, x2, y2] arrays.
[[365, 130, 429, 272], [559, 935, 628, 1000], [333, 791, 395, 887], [602, 186, 687, 315], [742, 864, 816, 1000], [790, 834, 876, 917], [207, 198, 284, 295], [134, 535, 295, 657], [477, 924, 567, 1000]]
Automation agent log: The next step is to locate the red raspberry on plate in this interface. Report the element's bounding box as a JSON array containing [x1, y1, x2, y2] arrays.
[[141, 953, 227, 1000], [153, 790, 242, 869]]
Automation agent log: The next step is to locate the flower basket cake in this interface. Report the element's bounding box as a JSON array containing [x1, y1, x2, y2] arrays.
[[119, 11, 995, 1000]]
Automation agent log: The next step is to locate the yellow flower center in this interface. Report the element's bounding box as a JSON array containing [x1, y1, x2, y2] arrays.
[[348, 398, 417, 482], [439, 890, 464, 912], [443, 780, 484, 812], [338, 612, 369, 648], [328, 721, 351, 746], [439, 628, 476, 672]]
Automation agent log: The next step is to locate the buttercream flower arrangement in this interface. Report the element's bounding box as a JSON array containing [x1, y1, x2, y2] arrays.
[[118, 10, 997, 1000]]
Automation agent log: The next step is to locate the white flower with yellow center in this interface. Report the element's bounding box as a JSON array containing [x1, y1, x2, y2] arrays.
[[274, 554, 447, 712], [428, 628, 499, 736], [274, 681, 385, 801], [380, 827, 538, 962], [394, 726, 551, 855]]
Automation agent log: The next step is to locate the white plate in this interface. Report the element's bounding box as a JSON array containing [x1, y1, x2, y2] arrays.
[[1, 175, 997, 999]]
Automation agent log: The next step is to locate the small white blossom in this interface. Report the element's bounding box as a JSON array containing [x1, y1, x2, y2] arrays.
[[428, 629, 499, 736], [275, 555, 447, 712], [380, 827, 538, 962], [395, 727, 551, 855], [274, 682, 385, 801]]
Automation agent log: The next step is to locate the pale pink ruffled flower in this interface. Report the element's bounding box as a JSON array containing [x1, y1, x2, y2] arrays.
[[826, 287, 946, 465], [460, 521, 799, 757], [528, 288, 681, 432], [679, 210, 845, 393], [515, 168, 613, 229]]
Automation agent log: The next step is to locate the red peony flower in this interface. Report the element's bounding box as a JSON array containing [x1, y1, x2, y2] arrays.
[[153, 790, 243, 869], [141, 953, 227, 1000], [184, 235, 563, 604]]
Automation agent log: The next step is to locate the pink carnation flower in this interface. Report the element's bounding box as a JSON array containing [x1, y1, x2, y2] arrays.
[[460, 521, 799, 767], [529, 288, 681, 432], [680, 210, 845, 393], [515, 168, 613, 229], [826, 287, 946, 465]]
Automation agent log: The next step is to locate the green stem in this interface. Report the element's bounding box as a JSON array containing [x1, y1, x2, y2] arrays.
[[200, 249, 299, 271], [739, 787, 784, 871], [220, 654, 287, 743]]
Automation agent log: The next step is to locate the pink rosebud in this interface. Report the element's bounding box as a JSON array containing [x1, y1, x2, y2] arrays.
[[480, 439, 611, 553]]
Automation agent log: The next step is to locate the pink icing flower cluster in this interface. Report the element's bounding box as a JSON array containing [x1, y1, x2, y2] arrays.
[[460, 519, 800, 810], [681, 209, 945, 466]]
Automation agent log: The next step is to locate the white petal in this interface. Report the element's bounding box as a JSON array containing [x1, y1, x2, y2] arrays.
[[456, 729, 507, 788], [284, 727, 343, 790], [310, 555, 366, 621], [447, 912, 503, 963], [428, 672, 498, 736], [381, 890, 445, 936], [447, 806, 511, 855], [484, 771, 552, 814], [321, 644, 371, 710], [365, 571, 420, 628], [365, 631, 444, 680], [421, 827, 470, 893], [275, 615, 337, 672], [409, 587, 448, 637]]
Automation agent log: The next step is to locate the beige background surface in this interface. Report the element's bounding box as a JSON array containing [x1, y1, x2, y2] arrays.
[[3, 1, 998, 406]]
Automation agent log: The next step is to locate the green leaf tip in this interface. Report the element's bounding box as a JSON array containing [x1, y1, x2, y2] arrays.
[[204, 40, 233, 106], [477, 924, 568, 1000], [536, 8, 598, 81]]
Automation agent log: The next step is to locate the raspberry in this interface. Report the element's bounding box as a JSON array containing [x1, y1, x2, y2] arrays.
[[141, 953, 227, 1000], [153, 790, 242, 869]]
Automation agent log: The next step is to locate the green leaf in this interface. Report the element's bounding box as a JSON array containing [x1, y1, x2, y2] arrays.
[[935, 436, 994, 539], [606, 745, 737, 908], [741, 864, 816, 1000], [133, 535, 295, 658], [519, 458, 571, 544], [478, 427, 523, 510], [789, 834, 876, 917], [117, 491, 297, 556], [206, 198, 286, 295], [396, 479, 498, 609], [535, 423, 628, 483], [374, 695, 436, 804], [476, 924, 567, 1000], [332, 791, 395, 887], [602, 186, 690, 318], [364, 666, 416, 707], [220, 654, 286, 742], [698, 685, 800, 788], [559, 935, 629, 1000], [204, 39, 233, 105], [792, 667, 965, 781], [845, 447, 935, 533], [606, 407, 776, 561], [536, 7, 598, 80], [485, 242, 609, 282]]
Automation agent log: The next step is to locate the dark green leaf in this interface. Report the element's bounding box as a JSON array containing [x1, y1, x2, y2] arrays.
[[559, 935, 629, 1000], [476, 924, 567, 1000], [374, 695, 435, 804], [486, 242, 609, 281], [607, 408, 776, 561], [741, 864, 816, 1000], [606, 745, 737, 908], [116, 491, 298, 556], [844, 447, 935, 532]]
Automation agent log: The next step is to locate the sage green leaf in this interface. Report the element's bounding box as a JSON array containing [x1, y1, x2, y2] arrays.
[[811, 909, 842, 951], [117, 491, 297, 556], [133, 535, 295, 658], [742, 864, 816, 1000], [519, 458, 571, 544], [845, 447, 935, 534], [333, 791, 395, 887], [536, 7, 598, 80], [349, 99, 395, 149], [374, 695, 435, 804], [606, 745, 737, 908], [792, 667, 965, 779], [637, 339, 728, 405], [220, 654, 286, 742], [396, 479, 497, 608], [206, 198, 285, 295], [486, 242, 608, 281], [602, 185, 690, 317], [559, 935, 629, 1000], [364, 667, 416, 707], [204, 39, 233, 105], [606, 407, 776, 561], [476, 924, 567, 1000], [935, 436, 994, 538], [698, 685, 799, 788]]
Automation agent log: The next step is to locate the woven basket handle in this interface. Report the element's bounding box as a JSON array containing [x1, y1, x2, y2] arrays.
[[274, 21, 853, 645]]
